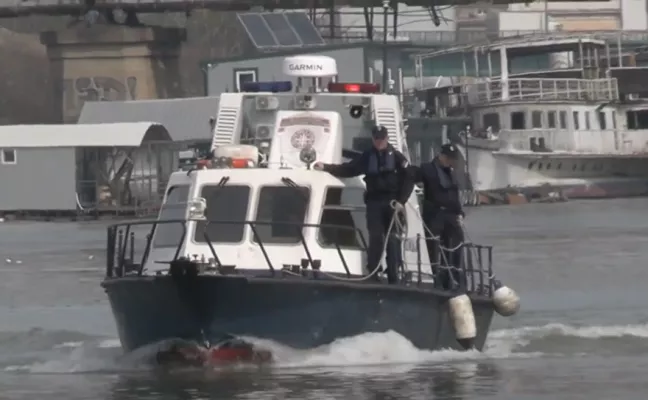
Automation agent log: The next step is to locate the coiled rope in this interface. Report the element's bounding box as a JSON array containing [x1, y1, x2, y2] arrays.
[[284, 200, 467, 282]]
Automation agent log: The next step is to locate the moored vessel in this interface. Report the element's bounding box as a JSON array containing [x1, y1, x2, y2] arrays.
[[413, 33, 648, 200]]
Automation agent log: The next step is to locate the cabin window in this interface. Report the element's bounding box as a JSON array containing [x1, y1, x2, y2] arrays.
[[254, 185, 310, 244], [1, 149, 16, 164], [611, 111, 617, 129], [531, 111, 543, 128], [559, 111, 567, 129], [352, 137, 373, 152], [194, 185, 251, 243], [572, 111, 580, 130], [510, 112, 526, 130], [598, 111, 607, 130], [234, 69, 257, 92], [482, 113, 500, 132], [626, 110, 648, 130], [318, 187, 366, 249], [547, 111, 556, 128], [153, 185, 190, 248], [584, 111, 591, 130]]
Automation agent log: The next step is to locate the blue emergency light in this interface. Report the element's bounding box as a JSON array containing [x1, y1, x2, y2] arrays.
[[241, 81, 293, 93]]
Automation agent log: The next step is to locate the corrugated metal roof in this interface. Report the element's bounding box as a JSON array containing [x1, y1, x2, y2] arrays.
[[0, 122, 172, 148], [78, 97, 220, 142]]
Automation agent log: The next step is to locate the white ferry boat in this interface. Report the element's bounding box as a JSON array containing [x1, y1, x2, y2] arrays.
[[413, 34, 648, 199]]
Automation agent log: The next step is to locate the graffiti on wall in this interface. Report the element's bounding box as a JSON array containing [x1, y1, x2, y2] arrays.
[[62, 76, 137, 121]]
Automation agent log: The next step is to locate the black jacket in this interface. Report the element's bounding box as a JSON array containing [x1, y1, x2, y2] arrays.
[[410, 158, 463, 216], [323, 144, 414, 204]]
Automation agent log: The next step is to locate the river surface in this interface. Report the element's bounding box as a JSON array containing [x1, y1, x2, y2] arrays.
[[0, 198, 647, 399]]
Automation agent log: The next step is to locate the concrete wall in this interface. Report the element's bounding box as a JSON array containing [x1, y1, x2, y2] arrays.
[[0, 11, 248, 125], [206, 47, 366, 95], [0, 147, 76, 211], [0, 28, 58, 124], [41, 25, 185, 123]]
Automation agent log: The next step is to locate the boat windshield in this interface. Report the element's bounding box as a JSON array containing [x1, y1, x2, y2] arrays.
[[318, 187, 365, 249], [153, 185, 190, 248], [253, 185, 310, 245], [194, 185, 251, 243]]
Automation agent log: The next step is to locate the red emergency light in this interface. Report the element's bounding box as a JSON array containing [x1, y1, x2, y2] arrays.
[[328, 82, 381, 94]]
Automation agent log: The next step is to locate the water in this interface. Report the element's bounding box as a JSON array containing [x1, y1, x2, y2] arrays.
[[1, 198, 647, 399]]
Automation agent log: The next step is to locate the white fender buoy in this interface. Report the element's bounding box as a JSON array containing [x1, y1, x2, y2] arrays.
[[492, 280, 520, 317], [448, 293, 477, 350]]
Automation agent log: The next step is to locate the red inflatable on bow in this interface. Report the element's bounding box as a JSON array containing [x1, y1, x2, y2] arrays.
[[156, 338, 273, 368]]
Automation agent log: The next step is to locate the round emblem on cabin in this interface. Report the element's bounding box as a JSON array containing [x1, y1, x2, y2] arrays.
[[290, 129, 316, 149]]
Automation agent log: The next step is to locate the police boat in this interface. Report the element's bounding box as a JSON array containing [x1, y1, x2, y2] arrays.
[[101, 55, 520, 366]]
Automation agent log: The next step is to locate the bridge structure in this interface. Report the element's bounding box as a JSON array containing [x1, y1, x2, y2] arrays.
[[0, 0, 615, 127], [0, 0, 611, 18]]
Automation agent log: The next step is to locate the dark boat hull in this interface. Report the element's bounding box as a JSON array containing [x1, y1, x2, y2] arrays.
[[103, 274, 495, 353]]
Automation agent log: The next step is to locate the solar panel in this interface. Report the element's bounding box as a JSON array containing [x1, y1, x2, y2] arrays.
[[238, 13, 279, 48], [262, 13, 302, 46], [238, 12, 325, 50], [285, 12, 326, 46]]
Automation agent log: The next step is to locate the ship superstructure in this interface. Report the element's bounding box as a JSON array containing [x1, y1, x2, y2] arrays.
[[412, 33, 648, 199]]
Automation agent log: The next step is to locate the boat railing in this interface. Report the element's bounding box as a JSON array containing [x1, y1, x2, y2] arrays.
[[468, 77, 619, 105], [105, 219, 369, 280], [105, 219, 496, 295]]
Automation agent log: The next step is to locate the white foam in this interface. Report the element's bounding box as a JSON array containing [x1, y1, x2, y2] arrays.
[[53, 341, 83, 349], [6, 322, 648, 374], [97, 339, 121, 349]]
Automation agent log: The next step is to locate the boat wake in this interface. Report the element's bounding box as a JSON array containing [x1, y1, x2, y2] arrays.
[[2, 322, 648, 374]]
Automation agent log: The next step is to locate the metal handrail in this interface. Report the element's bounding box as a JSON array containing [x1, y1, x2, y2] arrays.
[[332, 29, 648, 47], [466, 77, 619, 104], [106, 218, 368, 278], [105, 218, 496, 294]]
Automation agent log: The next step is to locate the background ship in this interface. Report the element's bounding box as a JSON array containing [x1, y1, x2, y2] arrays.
[[410, 32, 648, 202]]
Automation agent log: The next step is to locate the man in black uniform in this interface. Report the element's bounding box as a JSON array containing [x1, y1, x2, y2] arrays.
[[313, 125, 414, 284], [409, 144, 465, 290]]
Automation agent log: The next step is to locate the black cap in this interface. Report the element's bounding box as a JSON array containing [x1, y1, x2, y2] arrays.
[[440, 143, 460, 160], [371, 125, 388, 140]]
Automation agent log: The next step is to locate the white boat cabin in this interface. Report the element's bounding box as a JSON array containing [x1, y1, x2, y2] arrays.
[[143, 55, 431, 278]]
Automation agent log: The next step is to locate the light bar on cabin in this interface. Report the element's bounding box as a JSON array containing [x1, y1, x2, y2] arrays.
[[241, 81, 293, 93], [327, 82, 380, 94]]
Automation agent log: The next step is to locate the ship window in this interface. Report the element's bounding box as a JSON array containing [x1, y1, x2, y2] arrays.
[[1, 149, 16, 164], [626, 110, 648, 130], [559, 111, 567, 129], [352, 137, 373, 152], [482, 113, 500, 132], [557, 162, 562, 170], [585, 111, 591, 130], [234, 68, 257, 92], [547, 111, 556, 128], [510, 111, 526, 130], [573, 111, 580, 130], [611, 111, 617, 129], [546, 163, 551, 169], [531, 111, 543, 128], [598, 111, 607, 130], [254, 185, 310, 244], [319, 187, 366, 249], [153, 185, 190, 248], [195, 185, 251, 243]]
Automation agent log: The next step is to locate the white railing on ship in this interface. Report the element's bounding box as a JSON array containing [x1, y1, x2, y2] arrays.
[[330, 29, 648, 46], [498, 129, 641, 154], [469, 78, 619, 104]]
